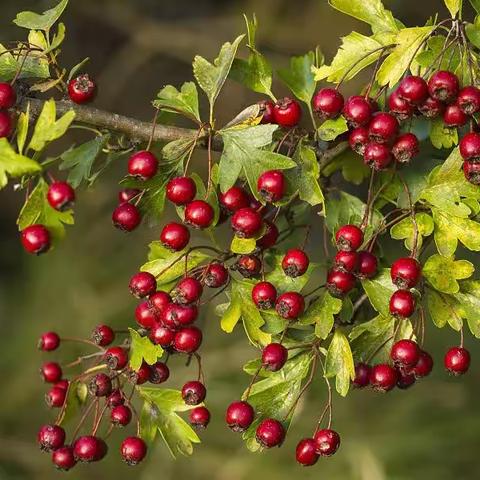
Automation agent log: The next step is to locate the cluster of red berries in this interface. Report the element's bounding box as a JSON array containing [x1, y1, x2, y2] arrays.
[[67, 74, 97, 104], [258, 97, 302, 128], [0, 82, 15, 138]]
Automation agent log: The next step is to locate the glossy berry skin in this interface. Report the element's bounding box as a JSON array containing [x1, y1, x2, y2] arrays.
[[188, 406, 210, 429], [45, 386, 66, 408], [185, 200, 214, 229], [463, 160, 480, 185], [129, 362, 150, 385], [334, 250, 358, 273], [258, 99, 275, 124], [41, 362, 62, 383], [282, 248, 309, 277], [0, 82, 16, 108], [166, 176, 196, 205], [135, 301, 159, 329], [313, 88, 344, 118], [389, 290, 416, 318], [370, 364, 398, 392], [149, 361, 170, 384], [112, 203, 141, 232], [107, 389, 125, 408], [204, 263, 229, 288], [356, 251, 378, 279], [127, 150, 158, 180], [343, 95, 373, 127], [111, 405, 132, 427], [411, 350, 434, 378], [118, 188, 141, 204], [368, 112, 398, 144], [443, 104, 468, 127], [418, 96, 444, 118], [162, 303, 198, 328], [273, 97, 302, 127], [38, 424, 65, 452], [353, 362, 371, 388], [457, 86, 480, 115], [120, 437, 147, 465], [105, 346, 129, 370], [73, 436, 107, 462], [392, 133, 419, 164], [160, 222, 190, 251], [349, 127, 369, 154], [396, 369, 416, 390], [174, 326, 202, 353], [55, 379, 69, 391], [257, 170, 285, 203], [257, 221, 279, 249], [38, 331, 60, 351], [398, 75, 428, 104], [428, 70, 459, 102], [21, 224, 50, 255], [219, 186, 250, 213], [231, 207, 263, 238], [52, 446, 76, 471], [0, 110, 13, 137], [364, 142, 393, 170], [296, 438, 319, 466], [388, 90, 414, 120], [255, 418, 285, 448], [460, 132, 480, 162], [68, 74, 96, 104], [47, 181, 75, 211], [391, 339, 420, 368], [391, 257, 421, 289], [335, 224, 363, 251], [150, 323, 175, 347], [129, 271, 157, 298], [314, 429, 340, 456], [233, 254, 262, 278], [172, 277, 203, 304], [262, 343, 288, 371], [182, 381, 207, 405], [88, 373, 112, 397], [226, 401, 255, 432], [444, 346, 470, 375], [275, 292, 305, 320], [92, 324, 115, 346], [326, 269, 356, 298], [149, 292, 171, 316], [252, 281, 277, 310]]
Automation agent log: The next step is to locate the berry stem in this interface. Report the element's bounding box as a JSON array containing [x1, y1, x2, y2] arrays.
[[71, 398, 99, 442], [397, 173, 419, 258], [91, 401, 109, 436], [146, 107, 160, 152], [244, 365, 262, 400], [64, 351, 105, 369], [61, 337, 105, 350]]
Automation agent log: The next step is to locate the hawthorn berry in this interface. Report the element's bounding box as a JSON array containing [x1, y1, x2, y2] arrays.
[[0, 110, 12, 138], [463, 160, 480, 185], [189, 406, 211, 429], [363, 142, 393, 170], [38, 424, 66, 452], [149, 361, 170, 384], [45, 386, 67, 408], [255, 418, 285, 448], [38, 331, 60, 351], [174, 326, 203, 353], [443, 104, 468, 127], [118, 188, 141, 204], [150, 323, 175, 347], [389, 290, 416, 318], [55, 379, 69, 391], [204, 262, 229, 288], [52, 445, 76, 471], [334, 250, 359, 273], [107, 389, 125, 408], [353, 362, 371, 388], [258, 99, 275, 124], [356, 251, 378, 279], [21, 224, 51, 255], [282, 248, 309, 277], [398, 75, 428, 104], [135, 301, 159, 329], [166, 176, 196, 205], [262, 343, 288, 371], [92, 324, 115, 346], [88, 373, 112, 397], [396, 369, 416, 390], [273, 97, 302, 127], [47, 181, 75, 211], [296, 438, 319, 466], [370, 364, 398, 392], [130, 362, 151, 385], [460, 132, 480, 162], [343, 95, 373, 127], [411, 350, 433, 378], [0, 82, 16, 108], [313, 88, 344, 118], [257, 170, 286, 203], [172, 277, 203, 304], [112, 203, 141, 231], [40, 362, 62, 383], [335, 224, 363, 251], [233, 254, 262, 278], [68, 74, 96, 104], [428, 70, 459, 102], [120, 436, 147, 465], [162, 303, 198, 328], [388, 90, 415, 120], [226, 401, 255, 432], [314, 429, 340, 456], [127, 150, 158, 180], [275, 291, 305, 320], [257, 221, 279, 249], [160, 222, 190, 251], [444, 346, 470, 375], [129, 271, 157, 298], [219, 186, 250, 213], [105, 346, 129, 370], [73, 435, 107, 462], [111, 404, 132, 427], [418, 96, 444, 118], [231, 207, 263, 238], [391, 339, 420, 368], [185, 200, 214, 229], [182, 381, 207, 405], [368, 112, 399, 144], [150, 291, 172, 313], [391, 257, 421, 289], [457, 86, 480, 115], [349, 127, 369, 155], [252, 281, 277, 310], [326, 269, 356, 298], [392, 133, 419, 163]]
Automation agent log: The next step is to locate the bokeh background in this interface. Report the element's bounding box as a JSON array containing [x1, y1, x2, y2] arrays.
[[1, 1, 479, 479]]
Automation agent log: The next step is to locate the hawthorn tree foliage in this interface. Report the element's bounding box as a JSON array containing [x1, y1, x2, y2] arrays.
[[3, 0, 480, 471]]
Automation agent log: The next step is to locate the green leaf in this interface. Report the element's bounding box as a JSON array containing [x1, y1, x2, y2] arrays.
[[230, 236, 257, 254], [0, 43, 50, 82], [390, 212, 434, 251], [454, 280, 480, 337], [277, 52, 317, 104], [325, 329, 355, 397], [470, 0, 480, 14], [299, 291, 342, 339], [14, 0, 69, 30], [16, 106, 29, 156], [430, 117, 458, 149], [361, 268, 396, 316], [47, 22, 66, 53], [426, 289, 463, 330], [317, 117, 349, 141], [265, 253, 318, 292], [129, 328, 163, 371], [68, 57, 90, 82], [322, 149, 370, 185], [444, 0, 462, 17], [153, 82, 200, 122], [0, 139, 41, 189], [423, 254, 474, 294]]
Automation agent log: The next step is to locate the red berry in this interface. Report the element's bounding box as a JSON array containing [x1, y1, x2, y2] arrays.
[[88, 373, 112, 397], [262, 343, 288, 371], [107, 389, 125, 408], [428, 70, 459, 102], [335, 224, 363, 251], [112, 203, 141, 231], [73, 435, 107, 462], [220, 186, 250, 213], [226, 401, 255, 432], [111, 404, 132, 427], [252, 281, 277, 310], [68, 74, 96, 104], [135, 301, 159, 329], [127, 150, 158, 180], [411, 350, 433, 378], [38, 331, 60, 351], [457, 86, 480, 115], [313, 429, 340, 456], [392, 133, 419, 164], [52, 445, 76, 471], [356, 251, 378, 279], [92, 324, 115, 346], [185, 200, 214, 229], [273, 97, 302, 127], [21, 224, 50, 255], [149, 323, 175, 347], [257, 170, 286, 202], [160, 222, 190, 251], [275, 291, 305, 319], [398, 75, 428, 104], [296, 438, 319, 466], [130, 362, 151, 385], [40, 362, 62, 383], [460, 132, 480, 161], [129, 271, 157, 298], [120, 436, 147, 465], [257, 221, 279, 249], [391, 257, 421, 289], [396, 369, 416, 389], [172, 277, 203, 304], [45, 386, 67, 408], [282, 248, 309, 277], [182, 381, 207, 405], [189, 406, 211, 429], [255, 418, 285, 448], [463, 160, 480, 185], [162, 303, 198, 328], [391, 339, 420, 367], [174, 326, 202, 353], [258, 99, 275, 124], [47, 181, 75, 211], [443, 104, 468, 127], [388, 90, 415, 120], [313, 88, 344, 118], [55, 379, 69, 391], [370, 364, 398, 392], [149, 361, 170, 384], [105, 346, 129, 370], [368, 112, 398, 144], [166, 176, 196, 205], [389, 290, 416, 318], [353, 362, 371, 388], [233, 254, 262, 278], [418, 96, 445, 118], [444, 346, 470, 375], [118, 188, 141, 204], [349, 127, 369, 155], [0, 110, 13, 137], [231, 207, 263, 238], [38, 424, 65, 451], [204, 262, 229, 288], [326, 269, 356, 298], [0, 82, 16, 108], [334, 250, 358, 273], [363, 142, 393, 170], [343, 95, 373, 127], [149, 291, 172, 314]]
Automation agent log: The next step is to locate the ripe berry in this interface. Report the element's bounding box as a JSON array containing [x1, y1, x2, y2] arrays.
[[370, 364, 398, 392], [257, 170, 285, 203], [185, 200, 214, 229], [349, 127, 369, 155], [391, 339, 420, 367], [172, 277, 203, 304], [111, 404, 132, 427], [40, 362, 62, 383], [368, 113, 398, 144], [38, 331, 60, 351], [55, 379, 69, 391], [52, 445, 76, 471], [326, 269, 356, 298], [257, 221, 279, 249], [161, 222, 190, 251], [0, 110, 13, 137], [0, 82, 16, 108], [457, 86, 480, 115], [275, 291, 305, 320], [118, 188, 141, 204], [107, 389, 125, 407], [428, 70, 459, 102], [411, 350, 434, 378], [149, 290, 171, 314], [47, 181, 75, 211], [88, 373, 112, 397], [282, 248, 309, 277], [363, 142, 393, 170], [396, 369, 416, 389], [463, 160, 480, 185], [112, 203, 141, 231], [73, 436, 107, 462], [313, 429, 340, 456], [233, 254, 262, 278], [120, 436, 147, 465], [149, 361, 170, 384], [313, 88, 344, 118], [92, 324, 115, 346], [334, 250, 358, 273], [296, 438, 319, 466], [444, 346, 470, 375], [182, 381, 207, 405], [174, 326, 202, 353], [68, 74, 96, 104], [388, 90, 414, 120], [189, 406, 211, 429], [226, 401, 255, 432], [220, 186, 250, 213], [21, 224, 50, 255], [273, 97, 302, 127], [392, 133, 419, 163], [231, 207, 263, 238], [162, 303, 198, 328], [150, 323, 175, 347], [258, 99, 275, 124], [252, 281, 277, 310], [356, 251, 378, 279], [460, 132, 480, 162], [166, 176, 196, 205], [45, 386, 67, 408], [262, 343, 288, 371], [398, 75, 428, 104], [389, 290, 416, 318], [443, 104, 468, 127], [255, 418, 285, 448], [391, 257, 421, 289], [204, 262, 229, 288], [343, 95, 373, 127], [129, 271, 157, 298], [335, 224, 363, 251], [353, 362, 371, 388], [418, 96, 444, 118], [129, 362, 151, 385], [127, 150, 158, 180], [38, 424, 65, 451], [105, 346, 129, 370], [135, 301, 159, 329]]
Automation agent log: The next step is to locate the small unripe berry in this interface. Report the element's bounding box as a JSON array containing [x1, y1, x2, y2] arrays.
[[343, 95, 373, 127], [172, 277, 203, 304], [368, 112, 399, 144], [392, 133, 419, 164], [40, 362, 62, 383], [166, 176, 196, 205], [391, 257, 421, 289], [149, 361, 170, 384], [120, 436, 147, 465], [296, 438, 319, 466], [273, 97, 302, 127], [92, 324, 115, 346], [160, 222, 190, 251], [262, 343, 288, 371], [334, 250, 359, 273], [112, 203, 141, 232], [353, 362, 371, 388], [181, 381, 207, 405], [257, 170, 286, 203], [174, 326, 203, 353], [389, 290, 416, 318], [226, 401, 255, 432], [129, 271, 157, 298], [275, 292, 305, 320], [111, 404, 132, 427], [204, 262, 229, 288], [444, 346, 470, 375], [252, 281, 277, 310], [313, 88, 344, 118], [47, 181, 75, 211], [356, 251, 378, 279], [255, 418, 285, 448], [105, 346, 129, 370], [68, 74, 96, 104], [363, 142, 393, 170], [349, 127, 369, 154], [326, 269, 356, 298], [0, 82, 17, 108], [313, 429, 340, 456], [21, 224, 50, 255], [231, 207, 263, 238], [52, 445, 76, 471], [398, 75, 428, 104], [127, 150, 158, 180], [457, 86, 480, 115], [189, 406, 211, 429], [38, 332, 60, 351], [73, 435, 107, 462], [38, 424, 65, 452], [390, 339, 420, 368], [370, 364, 398, 392], [428, 70, 459, 102], [335, 224, 363, 251]]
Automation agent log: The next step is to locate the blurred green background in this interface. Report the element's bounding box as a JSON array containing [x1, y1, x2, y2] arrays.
[[1, 1, 479, 479]]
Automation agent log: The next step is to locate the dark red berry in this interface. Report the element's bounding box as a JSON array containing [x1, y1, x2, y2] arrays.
[[231, 207, 263, 238], [257, 221, 279, 249], [257, 170, 286, 203], [226, 401, 255, 432], [118, 188, 141, 204], [149, 361, 170, 384], [428, 70, 459, 102], [111, 404, 132, 426], [127, 150, 158, 180], [389, 290, 416, 318], [396, 369, 416, 389], [162, 303, 198, 328], [388, 90, 415, 120], [463, 160, 480, 185], [0, 110, 13, 137], [52, 445, 76, 471], [220, 186, 250, 213], [282, 248, 309, 277], [262, 343, 288, 371], [370, 364, 398, 392], [107, 389, 125, 407], [45, 386, 66, 408], [392, 133, 419, 163], [135, 301, 159, 329], [233, 254, 262, 278], [150, 323, 175, 347], [398, 75, 428, 104], [348, 127, 369, 155], [255, 418, 285, 448], [40, 362, 62, 383], [129, 271, 157, 298], [334, 250, 358, 273], [363, 142, 393, 170], [150, 291, 172, 314], [129, 362, 151, 385], [55, 379, 69, 391], [252, 281, 277, 310], [335, 224, 363, 251], [356, 251, 378, 279], [353, 362, 371, 388], [444, 346, 470, 375], [313, 429, 340, 456], [105, 346, 129, 370], [38, 424, 65, 452], [258, 99, 275, 124], [21, 224, 50, 255], [73, 436, 107, 462], [313, 88, 344, 118], [112, 203, 141, 231], [411, 350, 433, 378], [273, 97, 302, 127], [418, 96, 444, 118], [391, 257, 421, 289], [166, 176, 196, 205], [120, 436, 147, 465], [88, 373, 112, 397], [0, 82, 16, 108], [182, 381, 206, 405], [391, 339, 420, 367], [296, 438, 319, 466], [47, 181, 75, 211], [460, 132, 480, 162], [185, 200, 214, 229], [443, 104, 468, 127], [457, 86, 480, 115], [174, 326, 202, 353], [92, 325, 115, 346], [326, 269, 356, 298], [343, 95, 373, 127], [38, 331, 60, 351], [204, 262, 229, 288], [189, 406, 211, 429], [368, 112, 398, 144], [68, 74, 96, 104], [160, 222, 190, 251], [275, 291, 305, 320], [172, 277, 203, 304]]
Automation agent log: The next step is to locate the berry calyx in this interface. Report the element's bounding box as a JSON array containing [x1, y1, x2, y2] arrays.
[[47, 181, 75, 211], [21, 224, 51, 255], [356, 251, 378, 279], [368, 112, 399, 144], [370, 364, 398, 392], [390, 339, 420, 368], [275, 291, 305, 320], [313, 429, 340, 456], [38, 331, 60, 351], [389, 290, 416, 318], [255, 418, 285, 448], [160, 222, 190, 251], [296, 438, 319, 466], [463, 160, 480, 185], [112, 203, 141, 232], [428, 70, 459, 102], [52, 446, 76, 471], [226, 401, 255, 432], [257, 170, 286, 203], [185, 200, 214, 229], [388, 90, 415, 120], [120, 436, 147, 465], [166, 176, 196, 205], [73, 436, 107, 462], [189, 406, 211, 428], [273, 97, 302, 127], [129, 271, 157, 298], [92, 324, 115, 346], [343, 95, 373, 127], [391, 257, 422, 289], [88, 373, 112, 397], [411, 350, 433, 378], [443, 104, 468, 127], [444, 346, 470, 375], [172, 277, 203, 304], [174, 326, 203, 353], [349, 127, 369, 154], [398, 75, 428, 104], [363, 142, 393, 170], [418, 96, 444, 118], [326, 269, 356, 298], [40, 362, 62, 383], [0, 82, 16, 108], [262, 343, 288, 371], [204, 262, 229, 288], [38, 424, 65, 451], [460, 132, 480, 162], [252, 281, 277, 310], [457, 86, 480, 115], [111, 404, 132, 427], [334, 250, 359, 273], [231, 207, 263, 238], [282, 248, 310, 277], [353, 362, 371, 388], [233, 254, 262, 278], [181, 381, 207, 405], [149, 361, 170, 384], [127, 150, 158, 180], [129, 362, 150, 385], [392, 133, 419, 164], [68, 74, 96, 104], [105, 346, 129, 370], [313, 88, 344, 118], [335, 224, 363, 251], [220, 186, 250, 213], [0, 110, 13, 137]]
